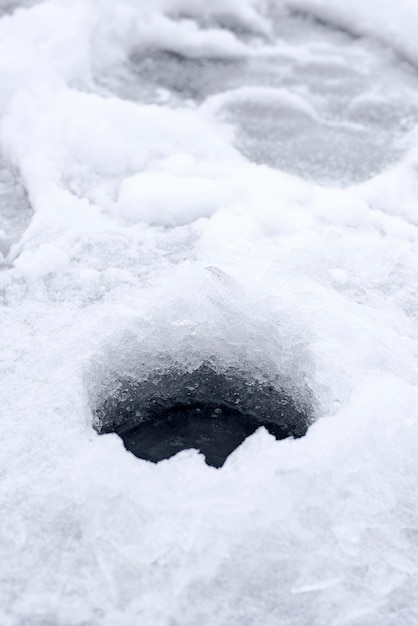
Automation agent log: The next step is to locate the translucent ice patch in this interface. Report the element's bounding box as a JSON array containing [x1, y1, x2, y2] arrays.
[[0, 159, 32, 263], [113, 13, 418, 185]]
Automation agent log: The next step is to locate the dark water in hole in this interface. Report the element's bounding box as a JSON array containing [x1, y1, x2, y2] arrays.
[[95, 364, 310, 468]]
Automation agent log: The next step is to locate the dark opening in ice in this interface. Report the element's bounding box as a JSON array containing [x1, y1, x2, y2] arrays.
[[94, 363, 310, 468]]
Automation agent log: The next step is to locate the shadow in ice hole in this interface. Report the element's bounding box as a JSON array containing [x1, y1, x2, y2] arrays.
[[94, 363, 311, 468]]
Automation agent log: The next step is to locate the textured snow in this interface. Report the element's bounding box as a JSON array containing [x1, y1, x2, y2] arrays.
[[1, 1, 418, 625], [287, 0, 418, 65]]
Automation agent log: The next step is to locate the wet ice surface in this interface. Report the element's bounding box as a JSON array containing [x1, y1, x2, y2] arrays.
[[109, 14, 418, 185], [1, 1, 418, 625]]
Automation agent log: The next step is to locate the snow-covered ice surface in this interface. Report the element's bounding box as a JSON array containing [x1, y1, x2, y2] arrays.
[[1, 0, 418, 624]]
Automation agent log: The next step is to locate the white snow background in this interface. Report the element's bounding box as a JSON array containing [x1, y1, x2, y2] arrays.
[[1, 0, 418, 624]]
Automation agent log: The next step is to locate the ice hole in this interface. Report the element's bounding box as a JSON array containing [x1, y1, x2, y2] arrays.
[[93, 363, 311, 468]]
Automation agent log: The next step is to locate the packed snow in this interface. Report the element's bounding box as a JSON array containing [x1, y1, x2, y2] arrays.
[[1, 1, 418, 625]]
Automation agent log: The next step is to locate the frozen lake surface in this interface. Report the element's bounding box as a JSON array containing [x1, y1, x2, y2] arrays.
[[113, 13, 418, 185], [1, 1, 418, 625]]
